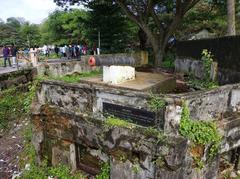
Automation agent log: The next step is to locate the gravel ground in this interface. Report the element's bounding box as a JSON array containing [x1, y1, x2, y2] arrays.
[[0, 118, 29, 179]]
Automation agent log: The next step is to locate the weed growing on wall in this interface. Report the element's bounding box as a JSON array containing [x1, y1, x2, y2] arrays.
[[148, 93, 166, 112], [96, 162, 110, 179], [143, 127, 166, 143], [20, 124, 85, 179], [51, 69, 102, 83], [104, 116, 136, 129], [179, 102, 221, 168], [189, 49, 218, 89]]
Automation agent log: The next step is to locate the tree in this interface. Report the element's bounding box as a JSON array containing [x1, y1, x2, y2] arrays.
[[0, 17, 22, 46], [20, 22, 41, 47], [86, 1, 138, 53], [54, 0, 201, 66], [227, 0, 236, 35], [40, 9, 88, 45]]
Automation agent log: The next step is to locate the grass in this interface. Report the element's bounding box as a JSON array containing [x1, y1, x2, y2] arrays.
[[0, 87, 28, 130], [51, 69, 102, 83], [104, 116, 136, 129]]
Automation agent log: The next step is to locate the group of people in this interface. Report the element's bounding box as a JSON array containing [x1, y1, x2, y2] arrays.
[[2, 44, 18, 68], [1, 43, 98, 68], [54, 44, 89, 59]]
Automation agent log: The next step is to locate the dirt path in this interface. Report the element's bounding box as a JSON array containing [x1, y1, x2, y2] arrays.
[[0, 118, 29, 179]]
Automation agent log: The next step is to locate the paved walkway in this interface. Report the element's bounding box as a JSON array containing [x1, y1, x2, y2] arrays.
[[0, 63, 26, 75]]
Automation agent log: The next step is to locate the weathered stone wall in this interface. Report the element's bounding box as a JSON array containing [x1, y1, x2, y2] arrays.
[[32, 104, 219, 179], [32, 80, 240, 178], [37, 51, 147, 78], [37, 59, 99, 77], [175, 58, 240, 85], [0, 68, 36, 90]]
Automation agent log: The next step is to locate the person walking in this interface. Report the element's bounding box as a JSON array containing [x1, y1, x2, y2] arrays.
[[30, 46, 38, 67], [2, 45, 11, 67], [54, 45, 59, 57], [11, 44, 18, 67]]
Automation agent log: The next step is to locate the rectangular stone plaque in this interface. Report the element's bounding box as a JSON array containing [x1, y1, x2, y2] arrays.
[[103, 102, 156, 127]]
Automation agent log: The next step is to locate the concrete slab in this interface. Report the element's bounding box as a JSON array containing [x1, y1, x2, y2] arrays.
[[80, 72, 176, 93]]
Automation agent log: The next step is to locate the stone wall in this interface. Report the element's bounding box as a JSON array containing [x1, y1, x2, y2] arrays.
[[31, 79, 240, 178], [37, 59, 99, 78], [175, 58, 240, 85], [32, 104, 219, 179], [37, 51, 148, 78], [0, 68, 36, 90]]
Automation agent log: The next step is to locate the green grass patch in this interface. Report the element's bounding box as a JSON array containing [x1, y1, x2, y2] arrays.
[[148, 93, 166, 112], [51, 69, 102, 83], [104, 116, 136, 129], [96, 162, 110, 179], [20, 124, 85, 179], [0, 87, 28, 129], [179, 102, 221, 160]]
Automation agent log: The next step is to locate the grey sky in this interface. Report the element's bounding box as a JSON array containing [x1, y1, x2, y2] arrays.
[[1, 0, 61, 24]]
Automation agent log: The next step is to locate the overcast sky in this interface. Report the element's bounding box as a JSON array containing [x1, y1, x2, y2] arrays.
[[1, 0, 64, 24]]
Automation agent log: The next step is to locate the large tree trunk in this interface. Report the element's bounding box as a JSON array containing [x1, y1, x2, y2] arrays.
[[138, 29, 147, 50], [227, 0, 236, 35], [153, 47, 164, 66]]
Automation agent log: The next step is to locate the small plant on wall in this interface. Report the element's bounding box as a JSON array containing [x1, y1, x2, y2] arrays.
[[189, 49, 218, 89], [147, 93, 166, 112], [179, 102, 221, 169]]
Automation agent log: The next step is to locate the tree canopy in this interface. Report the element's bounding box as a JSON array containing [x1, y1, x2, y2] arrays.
[[54, 0, 201, 65]]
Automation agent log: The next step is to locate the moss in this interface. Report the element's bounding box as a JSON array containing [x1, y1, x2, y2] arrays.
[[147, 93, 166, 112], [110, 149, 128, 163], [95, 162, 110, 179], [155, 157, 165, 168], [50, 69, 102, 83], [179, 102, 221, 165], [0, 86, 29, 130], [143, 127, 166, 143], [104, 116, 136, 129]]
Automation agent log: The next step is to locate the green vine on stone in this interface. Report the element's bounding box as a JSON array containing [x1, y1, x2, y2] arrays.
[[188, 49, 218, 89], [148, 93, 166, 112], [96, 162, 110, 179], [202, 49, 213, 80], [179, 102, 221, 163]]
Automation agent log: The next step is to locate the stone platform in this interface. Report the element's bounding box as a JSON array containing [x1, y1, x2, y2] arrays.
[[80, 72, 176, 93]]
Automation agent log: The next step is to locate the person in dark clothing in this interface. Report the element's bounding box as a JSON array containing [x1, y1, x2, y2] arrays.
[[2, 45, 11, 67], [54, 45, 59, 57]]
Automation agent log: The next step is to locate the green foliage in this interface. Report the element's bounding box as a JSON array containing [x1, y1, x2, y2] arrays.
[[161, 52, 175, 69], [21, 162, 84, 179], [188, 49, 218, 89], [20, 120, 84, 179], [193, 156, 205, 170], [179, 102, 221, 160], [86, 1, 138, 53], [51, 69, 102, 83], [96, 162, 110, 179], [188, 77, 218, 89], [23, 78, 41, 113], [0, 87, 27, 129], [20, 124, 36, 167], [132, 163, 140, 173], [201, 49, 213, 79], [148, 93, 166, 112], [143, 127, 166, 142], [104, 116, 136, 129], [40, 9, 88, 45], [20, 22, 41, 47]]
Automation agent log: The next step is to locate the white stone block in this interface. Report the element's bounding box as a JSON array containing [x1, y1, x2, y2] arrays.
[[103, 66, 135, 84]]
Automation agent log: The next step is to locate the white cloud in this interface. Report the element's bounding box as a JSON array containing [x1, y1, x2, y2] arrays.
[[0, 0, 62, 24]]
